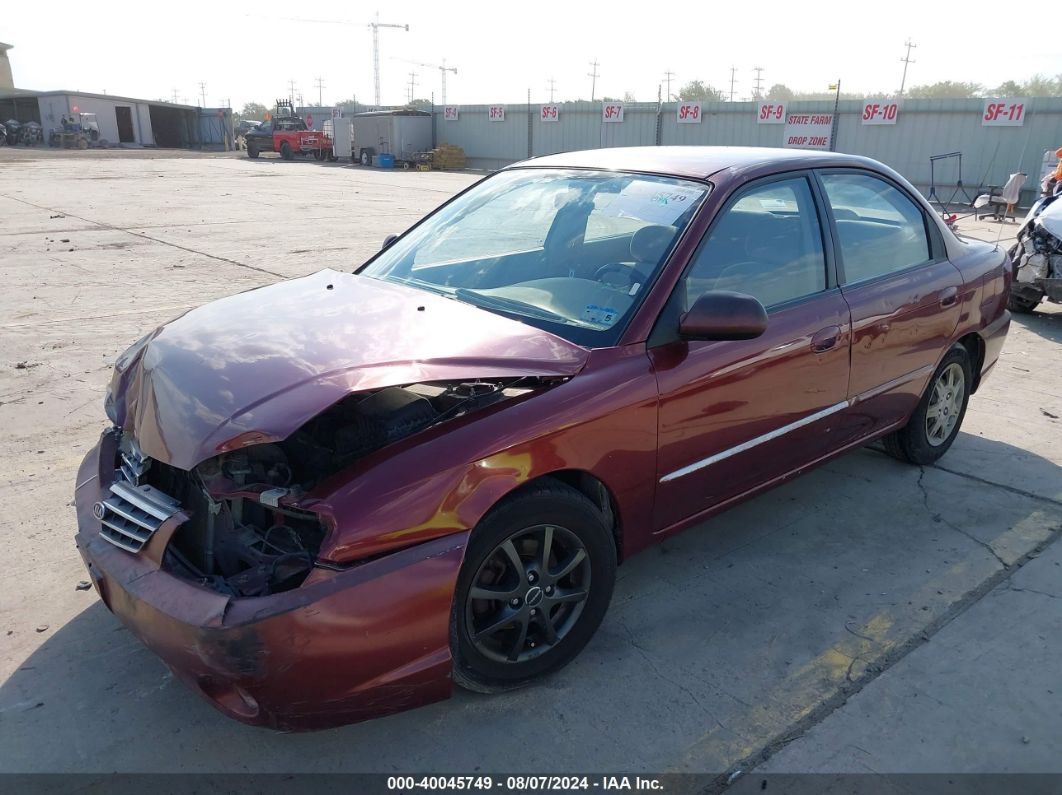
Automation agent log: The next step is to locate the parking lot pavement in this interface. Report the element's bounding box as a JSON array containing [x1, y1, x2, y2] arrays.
[[1, 151, 1060, 779]]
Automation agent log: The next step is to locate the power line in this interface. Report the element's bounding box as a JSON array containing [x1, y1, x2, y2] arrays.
[[752, 67, 764, 99], [407, 71, 418, 103], [288, 79, 297, 106], [314, 77, 325, 106], [899, 38, 917, 97], [198, 81, 207, 107], [546, 77, 557, 103], [663, 70, 675, 101], [729, 66, 737, 102], [588, 58, 600, 102]]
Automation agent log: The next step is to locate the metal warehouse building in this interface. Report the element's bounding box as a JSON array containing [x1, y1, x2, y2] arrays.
[[0, 89, 211, 148]]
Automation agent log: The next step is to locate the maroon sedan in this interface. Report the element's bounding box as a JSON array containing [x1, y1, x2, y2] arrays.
[[74, 147, 1011, 729]]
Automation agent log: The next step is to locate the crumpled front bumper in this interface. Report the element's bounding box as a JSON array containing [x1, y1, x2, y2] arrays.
[[74, 434, 469, 730]]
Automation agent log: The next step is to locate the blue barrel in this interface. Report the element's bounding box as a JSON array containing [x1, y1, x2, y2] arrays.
[[376, 153, 395, 168]]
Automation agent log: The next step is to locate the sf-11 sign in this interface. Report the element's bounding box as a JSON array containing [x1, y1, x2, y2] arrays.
[[861, 100, 898, 125], [488, 105, 505, 122], [758, 102, 786, 124], [540, 104, 559, 122], [677, 102, 701, 123], [602, 102, 624, 122], [982, 98, 1026, 126], [443, 106, 459, 121], [783, 113, 833, 149]]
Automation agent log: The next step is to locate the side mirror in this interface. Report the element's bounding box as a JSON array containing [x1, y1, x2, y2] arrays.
[[679, 290, 768, 341], [382, 234, 399, 250]]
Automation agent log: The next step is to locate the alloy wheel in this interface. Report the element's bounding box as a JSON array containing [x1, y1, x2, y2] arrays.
[[465, 524, 591, 664], [925, 362, 965, 446]]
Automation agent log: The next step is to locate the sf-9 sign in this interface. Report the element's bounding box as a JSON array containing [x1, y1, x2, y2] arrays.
[[540, 104, 559, 122], [982, 98, 1026, 126], [677, 102, 701, 123], [602, 102, 624, 122], [861, 101, 899, 125], [757, 102, 786, 124], [488, 105, 505, 122]]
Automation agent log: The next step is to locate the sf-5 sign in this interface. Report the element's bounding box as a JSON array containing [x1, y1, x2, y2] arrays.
[[862, 101, 899, 125]]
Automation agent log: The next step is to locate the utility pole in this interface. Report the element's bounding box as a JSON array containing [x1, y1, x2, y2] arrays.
[[171, 89, 179, 104], [407, 71, 418, 103], [663, 70, 675, 101], [899, 38, 917, 97], [314, 76, 325, 107], [547, 77, 557, 103], [729, 66, 737, 102], [752, 67, 764, 99], [368, 12, 409, 107], [588, 58, 600, 102], [288, 79, 297, 106], [393, 58, 457, 105], [198, 81, 207, 107]]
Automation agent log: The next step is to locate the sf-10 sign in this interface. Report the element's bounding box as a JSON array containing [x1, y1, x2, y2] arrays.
[[982, 98, 1027, 126], [488, 105, 505, 122], [540, 104, 559, 122], [443, 106, 459, 121], [757, 102, 786, 124], [783, 113, 833, 149], [602, 102, 624, 122], [677, 102, 701, 123], [861, 100, 898, 125]]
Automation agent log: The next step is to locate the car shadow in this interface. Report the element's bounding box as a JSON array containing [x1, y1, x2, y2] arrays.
[[2, 435, 1060, 774], [1012, 303, 1062, 343]]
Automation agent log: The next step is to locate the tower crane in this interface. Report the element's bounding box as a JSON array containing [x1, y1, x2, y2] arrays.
[[368, 13, 409, 107]]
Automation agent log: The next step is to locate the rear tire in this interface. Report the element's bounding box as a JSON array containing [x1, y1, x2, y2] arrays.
[[451, 480, 616, 694], [280, 141, 293, 161], [883, 346, 971, 465]]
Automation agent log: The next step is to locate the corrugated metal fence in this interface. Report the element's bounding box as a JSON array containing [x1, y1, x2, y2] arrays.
[[432, 97, 1062, 206]]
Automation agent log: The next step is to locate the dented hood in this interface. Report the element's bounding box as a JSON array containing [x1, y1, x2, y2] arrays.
[[111, 269, 589, 470]]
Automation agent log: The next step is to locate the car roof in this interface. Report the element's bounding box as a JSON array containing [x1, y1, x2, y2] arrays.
[[508, 146, 879, 181]]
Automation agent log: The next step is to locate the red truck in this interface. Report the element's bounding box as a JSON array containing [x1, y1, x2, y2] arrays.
[[244, 101, 335, 161]]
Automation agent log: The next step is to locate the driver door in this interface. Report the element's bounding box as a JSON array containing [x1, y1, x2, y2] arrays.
[[650, 174, 852, 533]]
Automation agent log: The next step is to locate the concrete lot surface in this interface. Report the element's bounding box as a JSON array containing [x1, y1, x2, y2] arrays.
[[0, 148, 1060, 783]]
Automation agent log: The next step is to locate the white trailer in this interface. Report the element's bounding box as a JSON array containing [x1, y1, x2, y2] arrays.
[[352, 110, 432, 167], [324, 117, 354, 159]]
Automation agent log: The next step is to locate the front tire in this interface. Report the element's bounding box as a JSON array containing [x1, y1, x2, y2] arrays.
[[451, 480, 616, 693], [884, 346, 972, 465], [246, 142, 258, 159], [280, 141, 293, 161]]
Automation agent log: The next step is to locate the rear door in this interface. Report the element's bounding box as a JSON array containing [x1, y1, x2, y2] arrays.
[[815, 170, 963, 437], [651, 173, 852, 532]]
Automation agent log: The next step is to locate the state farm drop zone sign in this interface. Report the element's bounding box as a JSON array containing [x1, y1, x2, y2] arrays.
[[783, 113, 833, 149]]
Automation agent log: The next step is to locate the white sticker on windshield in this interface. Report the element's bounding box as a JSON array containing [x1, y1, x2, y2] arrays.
[[583, 303, 619, 326], [594, 181, 703, 227]]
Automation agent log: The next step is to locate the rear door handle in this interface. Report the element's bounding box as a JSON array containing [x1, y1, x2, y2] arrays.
[[811, 325, 842, 353], [939, 286, 959, 308]]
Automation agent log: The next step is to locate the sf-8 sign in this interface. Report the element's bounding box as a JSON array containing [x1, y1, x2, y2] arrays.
[[982, 98, 1026, 126], [677, 102, 701, 123], [540, 104, 559, 122], [757, 102, 786, 124], [488, 105, 505, 122], [602, 102, 624, 122], [861, 100, 898, 125]]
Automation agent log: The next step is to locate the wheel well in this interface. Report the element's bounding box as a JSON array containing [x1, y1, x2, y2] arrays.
[[502, 471, 624, 564], [958, 333, 986, 393]]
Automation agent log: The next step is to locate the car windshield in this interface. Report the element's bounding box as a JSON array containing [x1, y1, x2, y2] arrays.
[[360, 168, 709, 347]]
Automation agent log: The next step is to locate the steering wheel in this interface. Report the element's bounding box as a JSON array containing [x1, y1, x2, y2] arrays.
[[593, 262, 648, 291]]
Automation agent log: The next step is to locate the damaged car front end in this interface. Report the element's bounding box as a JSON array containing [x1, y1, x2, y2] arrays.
[[1008, 192, 1062, 313], [74, 268, 588, 730]]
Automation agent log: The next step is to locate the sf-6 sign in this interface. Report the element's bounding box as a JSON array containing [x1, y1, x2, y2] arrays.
[[540, 104, 559, 122], [862, 100, 899, 125], [757, 102, 786, 124], [602, 102, 624, 122], [783, 113, 832, 149], [982, 98, 1027, 126], [677, 102, 701, 123]]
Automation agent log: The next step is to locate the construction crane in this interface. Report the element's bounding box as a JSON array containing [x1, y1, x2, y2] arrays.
[[395, 58, 457, 106], [368, 12, 409, 107]]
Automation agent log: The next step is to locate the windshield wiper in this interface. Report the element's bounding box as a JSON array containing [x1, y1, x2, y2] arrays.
[[454, 289, 574, 325]]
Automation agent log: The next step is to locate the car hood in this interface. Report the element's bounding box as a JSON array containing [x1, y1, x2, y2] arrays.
[[111, 269, 589, 470]]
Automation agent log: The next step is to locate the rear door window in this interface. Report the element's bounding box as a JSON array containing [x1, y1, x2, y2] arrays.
[[819, 172, 931, 284]]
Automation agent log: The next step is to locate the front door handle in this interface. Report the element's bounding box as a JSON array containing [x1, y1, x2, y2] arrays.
[[939, 286, 959, 308], [811, 325, 842, 353]]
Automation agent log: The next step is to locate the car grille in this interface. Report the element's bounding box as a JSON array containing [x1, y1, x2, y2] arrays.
[[95, 434, 182, 553]]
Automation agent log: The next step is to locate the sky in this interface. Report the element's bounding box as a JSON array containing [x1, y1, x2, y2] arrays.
[[3, 0, 1060, 109]]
